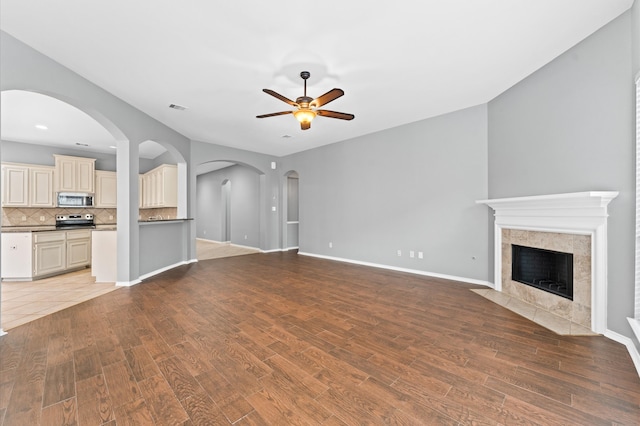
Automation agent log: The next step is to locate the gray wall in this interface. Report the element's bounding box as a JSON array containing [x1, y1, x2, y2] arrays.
[[488, 11, 635, 338], [139, 222, 188, 275], [634, 0, 640, 76], [283, 104, 490, 282], [196, 164, 261, 248]]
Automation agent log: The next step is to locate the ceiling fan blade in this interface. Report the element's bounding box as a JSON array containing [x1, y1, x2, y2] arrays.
[[263, 89, 298, 106], [311, 88, 344, 107], [301, 121, 311, 130], [316, 109, 355, 120], [256, 111, 293, 118]]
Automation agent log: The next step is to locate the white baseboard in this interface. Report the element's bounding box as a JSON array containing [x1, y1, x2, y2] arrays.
[[624, 318, 640, 376], [198, 238, 260, 252], [116, 279, 142, 287], [297, 251, 494, 287], [230, 243, 260, 251], [605, 325, 640, 377], [0, 328, 7, 337], [119, 258, 198, 286]]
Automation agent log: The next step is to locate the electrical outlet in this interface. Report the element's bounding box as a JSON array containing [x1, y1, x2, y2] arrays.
[[410, 250, 415, 258], [272, 206, 276, 211], [203, 230, 206, 235], [397, 250, 402, 257], [418, 251, 424, 259], [329, 242, 333, 248], [244, 235, 248, 240], [40, 216, 45, 221], [21, 215, 26, 221], [109, 215, 113, 220]]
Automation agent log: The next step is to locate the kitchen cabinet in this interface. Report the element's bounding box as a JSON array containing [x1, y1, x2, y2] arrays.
[[54, 154, 95, 193], [1, 163, 29, 206], [139, 175, 143, 208], [1, 163, 55, 207], [66, 229, 91, 269], [1, 229, 92, 280], [30, 166, 55, 207], [33, 231, 66, 277], [140, 164, 177, 208], [95, 170, 117, 208]]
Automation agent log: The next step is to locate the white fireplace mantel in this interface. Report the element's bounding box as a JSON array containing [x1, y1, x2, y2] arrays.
[[477, 191, 618, 334]]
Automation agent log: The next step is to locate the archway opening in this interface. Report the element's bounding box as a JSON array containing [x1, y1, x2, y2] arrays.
[[0, 89, 127, 331]]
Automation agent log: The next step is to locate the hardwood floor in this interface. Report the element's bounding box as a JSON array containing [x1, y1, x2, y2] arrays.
[[0, 251, 638, 425]]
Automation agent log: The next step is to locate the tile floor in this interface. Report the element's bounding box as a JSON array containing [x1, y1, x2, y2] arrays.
[[1, 268, 117, 331], [472, 288, 596, 335]]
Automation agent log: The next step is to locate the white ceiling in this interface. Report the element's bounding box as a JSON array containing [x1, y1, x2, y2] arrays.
[[0, 0, 633, 157], [0, 90, 167, 159]]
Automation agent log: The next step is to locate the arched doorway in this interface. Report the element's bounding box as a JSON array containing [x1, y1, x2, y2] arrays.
[[195, 160, 263, 260], [0, 89, 127, 332]]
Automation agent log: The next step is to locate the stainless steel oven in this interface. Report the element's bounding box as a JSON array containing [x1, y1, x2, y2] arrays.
[[55, 214, 95, 229]]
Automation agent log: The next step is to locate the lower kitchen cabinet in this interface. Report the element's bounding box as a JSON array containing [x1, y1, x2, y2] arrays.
[[33, 231, 66, 277], [1, 230, 91, 280], [66, 229, 91, 269]]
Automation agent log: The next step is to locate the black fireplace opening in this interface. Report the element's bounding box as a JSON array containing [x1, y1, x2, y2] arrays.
[[511, 244, 573, 300]]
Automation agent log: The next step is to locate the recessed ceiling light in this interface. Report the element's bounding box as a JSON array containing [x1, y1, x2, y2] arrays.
[[35, 124, 48, 130], [169, 104, 188, 111], [75, 142, 89, 147]]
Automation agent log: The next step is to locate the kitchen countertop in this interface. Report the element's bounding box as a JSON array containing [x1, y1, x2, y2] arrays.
[[139, 218, 193, 225], [2, 225, 58, 232], [2, 218, 193, 232]]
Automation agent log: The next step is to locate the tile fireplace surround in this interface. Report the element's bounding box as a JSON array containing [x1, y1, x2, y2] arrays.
[[477, 191, 618, 335]]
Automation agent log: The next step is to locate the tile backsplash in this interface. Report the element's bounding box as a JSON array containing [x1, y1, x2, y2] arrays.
[[2, 207, 178, 226]]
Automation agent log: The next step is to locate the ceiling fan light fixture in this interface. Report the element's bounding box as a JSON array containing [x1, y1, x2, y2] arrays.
[[293, 109, 316, 125]]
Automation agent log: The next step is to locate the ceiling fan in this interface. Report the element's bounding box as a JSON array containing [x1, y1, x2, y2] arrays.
[[257, 71, 354, 130]]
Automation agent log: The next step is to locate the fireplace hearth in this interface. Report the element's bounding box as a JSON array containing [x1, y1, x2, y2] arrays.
[[512, 244, 573, 300]]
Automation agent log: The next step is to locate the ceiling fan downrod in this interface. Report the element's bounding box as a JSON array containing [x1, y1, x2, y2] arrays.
[[300, 71, 310, 98]]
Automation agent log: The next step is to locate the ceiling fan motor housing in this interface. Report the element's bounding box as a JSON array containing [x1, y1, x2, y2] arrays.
[[296, 96, 313, 108]]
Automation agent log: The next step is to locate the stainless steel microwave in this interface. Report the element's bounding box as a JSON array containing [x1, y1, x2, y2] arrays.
[[57, 192, 94, 208]]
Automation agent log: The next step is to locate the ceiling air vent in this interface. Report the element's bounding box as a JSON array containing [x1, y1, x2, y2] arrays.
[[169, 104, 188, 111]]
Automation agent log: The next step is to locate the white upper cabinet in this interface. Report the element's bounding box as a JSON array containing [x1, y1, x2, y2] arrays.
[[140, 164, 177, 208], [1, 164, 29, 207], [1, 163, 55, 208], [54, 155, 95, 193], [95, 170, 117, 208], [30, 166, 55, 207]]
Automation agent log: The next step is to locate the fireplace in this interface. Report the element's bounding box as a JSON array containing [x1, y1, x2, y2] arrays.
[[512, 244, 573, 300], [477, 191, 618, 334]]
